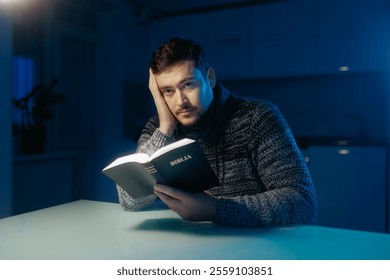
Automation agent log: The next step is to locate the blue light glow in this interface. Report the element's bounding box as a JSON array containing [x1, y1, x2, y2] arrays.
[[12, 56, 35, 124]]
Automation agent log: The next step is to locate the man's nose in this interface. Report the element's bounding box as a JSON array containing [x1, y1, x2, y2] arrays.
[[176, 90, 188, 105]]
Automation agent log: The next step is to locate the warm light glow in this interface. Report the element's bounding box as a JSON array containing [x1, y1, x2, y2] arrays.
[[0, 0, 31, 5], [338, 149, 351, 155], [339, 66, 350, 72], [0, 0, 36, 11]]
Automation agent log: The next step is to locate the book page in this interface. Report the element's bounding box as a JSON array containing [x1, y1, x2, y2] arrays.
[[150, 138, 195, 161], [102, 153, 150, 171]]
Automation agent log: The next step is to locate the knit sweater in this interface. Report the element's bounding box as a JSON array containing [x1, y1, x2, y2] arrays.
[[117, 84, 317, 227]]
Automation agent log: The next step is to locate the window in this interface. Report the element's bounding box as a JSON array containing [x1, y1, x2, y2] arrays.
[[12, 56, 35, 125]]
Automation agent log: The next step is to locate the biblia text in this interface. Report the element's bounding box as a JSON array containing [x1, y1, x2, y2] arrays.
[[170, 155, 192, 166]]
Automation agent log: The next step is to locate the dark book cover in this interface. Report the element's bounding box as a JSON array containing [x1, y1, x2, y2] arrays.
[[150, 140, 219, 192]]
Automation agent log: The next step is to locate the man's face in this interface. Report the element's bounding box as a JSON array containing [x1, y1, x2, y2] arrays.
[[155, 60, 214, 127]]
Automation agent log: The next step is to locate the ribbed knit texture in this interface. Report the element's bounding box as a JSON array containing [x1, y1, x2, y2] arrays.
[[117, 84, 317, 227]]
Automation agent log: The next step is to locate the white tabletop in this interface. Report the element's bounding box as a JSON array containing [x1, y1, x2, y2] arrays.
[[1, 200, 389, 260]]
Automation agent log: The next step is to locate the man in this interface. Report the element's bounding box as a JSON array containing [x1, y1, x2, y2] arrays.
[[117, 37, 317, 227]]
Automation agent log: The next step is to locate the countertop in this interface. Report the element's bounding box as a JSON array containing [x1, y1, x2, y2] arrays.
[[1, 200, 390, 260]]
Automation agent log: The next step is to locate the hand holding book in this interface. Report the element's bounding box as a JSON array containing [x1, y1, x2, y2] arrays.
[[153, 184, 218, 221]]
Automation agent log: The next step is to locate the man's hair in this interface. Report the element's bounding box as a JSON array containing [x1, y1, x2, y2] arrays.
[[150, 37, 209, 76]]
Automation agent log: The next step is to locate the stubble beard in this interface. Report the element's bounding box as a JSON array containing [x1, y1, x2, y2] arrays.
[[176, 110, 202, 127]]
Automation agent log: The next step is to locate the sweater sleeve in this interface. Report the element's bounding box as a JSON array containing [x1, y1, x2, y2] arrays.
[[213, 103, 317, 227], [116, 117, 176, 211]]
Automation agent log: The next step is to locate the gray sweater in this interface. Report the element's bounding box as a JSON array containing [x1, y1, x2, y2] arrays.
[[117, 84, 317, 227]]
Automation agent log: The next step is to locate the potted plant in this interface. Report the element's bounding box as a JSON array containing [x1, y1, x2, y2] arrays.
[[13, 78, 65, 154]]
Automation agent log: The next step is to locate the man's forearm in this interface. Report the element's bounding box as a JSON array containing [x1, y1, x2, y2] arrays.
[[136, 128, 176, 155]]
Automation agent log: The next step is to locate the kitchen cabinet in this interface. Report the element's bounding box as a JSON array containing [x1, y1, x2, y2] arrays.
[[148, 13, 210, 54], [317, 31, 389, 74], [316, 0, 390, 74], [148, 7, 253, 80], [250, 0, 317, 78], [13, 153, 75, 215], [252, 37, 316, 78], [206, 42, 252, 80], [147, 0, 390, 78], [317, 0, 390, 35], [207, 7, 252, 79], [206, 0, 319, 78], [301, 145, 387, 233]]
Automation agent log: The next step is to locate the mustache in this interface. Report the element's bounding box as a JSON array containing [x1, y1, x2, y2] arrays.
[[175, 104, 194, 114]]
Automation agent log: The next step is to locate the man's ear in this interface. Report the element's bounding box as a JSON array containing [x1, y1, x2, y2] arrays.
[[206, 67, 216, 88]]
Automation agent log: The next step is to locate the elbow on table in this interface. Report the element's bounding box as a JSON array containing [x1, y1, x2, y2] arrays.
[[116, 185, 157, 211]]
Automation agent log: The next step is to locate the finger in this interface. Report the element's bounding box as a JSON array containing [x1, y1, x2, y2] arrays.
[[154, 189, 174, 202], [154, 184, 185, 200], [149, 70, 160, 93], [154, 189, 181, 212]]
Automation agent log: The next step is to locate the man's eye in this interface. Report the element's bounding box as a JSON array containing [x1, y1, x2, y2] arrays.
[[183, 82, 195, 89], [162, 89, 174, 95]]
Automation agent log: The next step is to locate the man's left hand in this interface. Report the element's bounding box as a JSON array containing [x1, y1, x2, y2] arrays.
[[153, 184, 217, 222]]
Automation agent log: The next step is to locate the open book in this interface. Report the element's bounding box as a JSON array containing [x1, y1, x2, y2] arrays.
[[102, 138, 219, 198]]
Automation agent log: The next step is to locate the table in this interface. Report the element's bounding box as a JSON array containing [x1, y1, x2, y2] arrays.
[[1, 200, 390, 260]]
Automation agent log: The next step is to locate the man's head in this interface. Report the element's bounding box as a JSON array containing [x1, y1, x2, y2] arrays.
[[150, 38, 216, 127], [150, 37, 209, 78]]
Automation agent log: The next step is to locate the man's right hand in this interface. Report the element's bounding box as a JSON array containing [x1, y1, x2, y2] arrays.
[[149, 68, 177, 136]]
